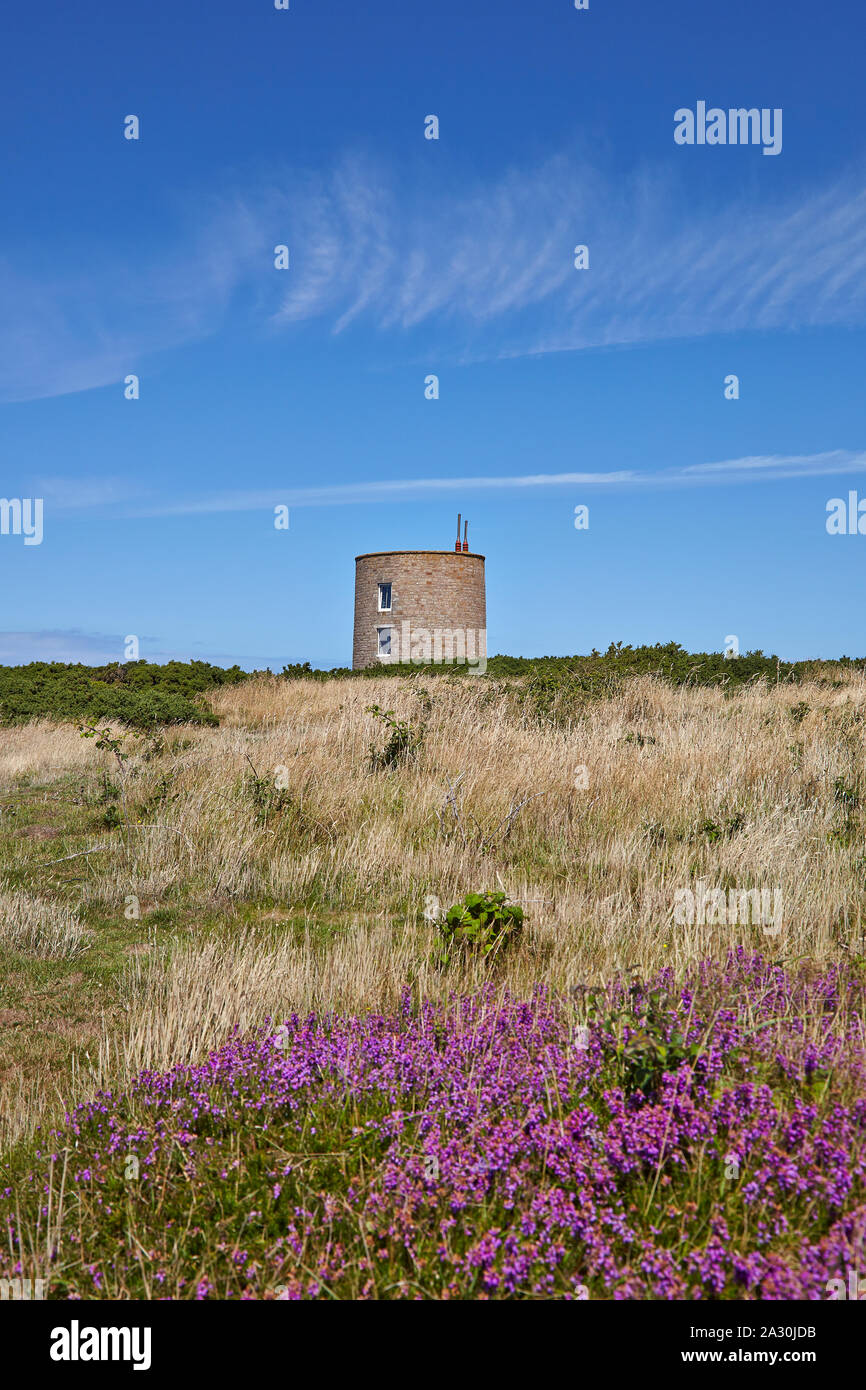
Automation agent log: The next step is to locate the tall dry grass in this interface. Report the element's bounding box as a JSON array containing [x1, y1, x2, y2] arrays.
[[1, 671, 864, 1146], [0, 888, 88, 960], [97, 671, 866, 956]]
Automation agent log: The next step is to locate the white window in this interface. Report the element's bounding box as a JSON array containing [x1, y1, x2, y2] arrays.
[[378, 582, 392, 612], [377, 626, 392, 657]]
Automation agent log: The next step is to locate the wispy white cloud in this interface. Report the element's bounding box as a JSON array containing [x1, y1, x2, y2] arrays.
[[149, 470, 639, 515], [15, 450, 864, 521], [2, 153, 866, 402], [267, 156, 866, 359], [34, 476, 148, 509], [0, 199, 264, 404], [134, 449, 866, 516], [682, 450, 866, 479]]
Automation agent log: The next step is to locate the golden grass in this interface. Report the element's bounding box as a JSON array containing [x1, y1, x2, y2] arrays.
[[1, 671, 864, 1148], [0, 888, 88, 959], [126, 672, 866, 955], [0, 720, 97, 780]]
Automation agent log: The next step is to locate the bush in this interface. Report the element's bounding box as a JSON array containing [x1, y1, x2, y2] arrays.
[[0, 660, 250, 729], [366, 698, 428, 770], [435, 891, 524, 965], [278, 643, 866, 689]]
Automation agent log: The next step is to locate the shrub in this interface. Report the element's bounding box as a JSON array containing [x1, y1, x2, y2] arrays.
[[588, 980, 706, 1097], [245, 768, 293, 827], [0, 660, 247, 728], [272, 643, 865, 687], [435, 890, 524, 965], [693, 811, 746, 843], [366, 700, 427, 770]]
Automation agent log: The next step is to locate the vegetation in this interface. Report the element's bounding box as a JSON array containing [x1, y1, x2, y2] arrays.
[[288, 641, 866, 689], [1, 645, 862, 733], [0, 660, 250, 729], [0, 662, 864, 1298], [366, 691, 430, 769], [434, 890, 524, 965], [2, 958, 864, 1299]]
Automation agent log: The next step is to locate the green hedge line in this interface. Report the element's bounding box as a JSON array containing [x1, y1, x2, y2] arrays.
[[1, 645, 862, 729], [0, 660, 251, 729], [285, 642, 865, 688]]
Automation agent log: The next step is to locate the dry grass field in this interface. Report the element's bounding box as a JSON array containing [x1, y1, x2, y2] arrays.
[[1, 670, 864, 1157]]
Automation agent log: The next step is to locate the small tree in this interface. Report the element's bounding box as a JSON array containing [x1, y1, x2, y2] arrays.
[[79, 724, 133, 857]]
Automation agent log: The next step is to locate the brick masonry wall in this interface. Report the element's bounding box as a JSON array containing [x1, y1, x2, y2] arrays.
[[353, 551, 486, 669]]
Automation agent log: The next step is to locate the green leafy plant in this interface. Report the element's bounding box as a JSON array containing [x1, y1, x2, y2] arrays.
[[366, 701, 426, 770], [829, 776, 861, 848], [78, 724, 129, 765], [834, 777, 860, 811], [693, 811, 745, 844], [244, 757, 293, 827], [79, 724, 134, 853], [0, 660, 237, 728], [589, 983, 705, 1097], [434, 891, 524, 965]]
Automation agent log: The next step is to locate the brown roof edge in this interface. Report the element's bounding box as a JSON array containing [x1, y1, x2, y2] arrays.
[[355, 550, 485, 561]]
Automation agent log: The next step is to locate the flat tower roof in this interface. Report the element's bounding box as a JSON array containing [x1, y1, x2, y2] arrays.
[[355, 550, 485, 561]]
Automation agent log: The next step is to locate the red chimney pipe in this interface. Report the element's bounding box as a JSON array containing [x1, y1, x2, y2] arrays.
[[455, 512, 462, 552], [462, 519, 469, 552]]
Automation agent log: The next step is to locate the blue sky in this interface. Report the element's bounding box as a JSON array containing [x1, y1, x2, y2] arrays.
[[1, 0, 864, 668]]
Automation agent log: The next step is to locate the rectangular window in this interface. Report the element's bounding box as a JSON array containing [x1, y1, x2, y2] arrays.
[[377, 626, 392, 657], [378, 582, 392, 612]]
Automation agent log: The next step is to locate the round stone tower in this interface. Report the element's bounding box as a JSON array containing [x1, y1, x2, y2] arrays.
[[353, 521, 486, 671]]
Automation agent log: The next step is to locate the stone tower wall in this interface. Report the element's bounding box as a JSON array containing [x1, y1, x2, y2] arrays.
[[353, 550, 486, 670]]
